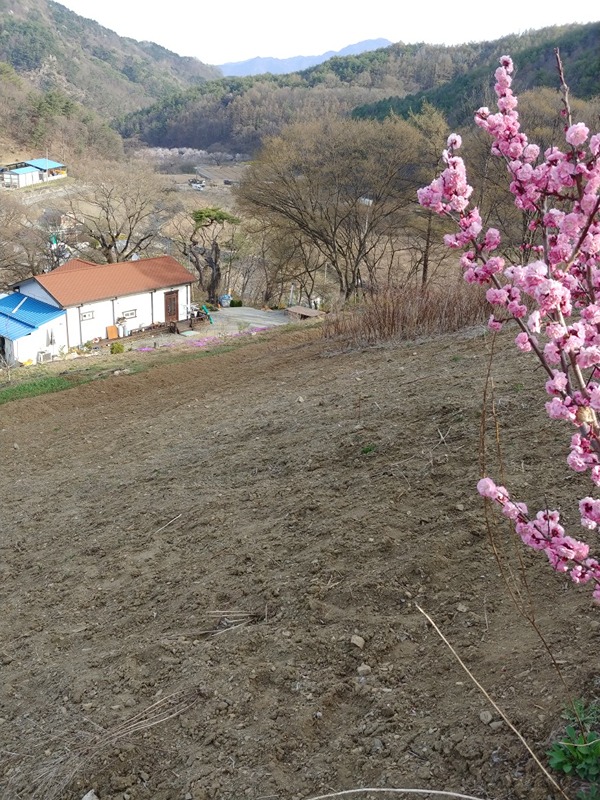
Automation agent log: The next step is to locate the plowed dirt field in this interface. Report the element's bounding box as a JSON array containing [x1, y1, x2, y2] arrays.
[[0, 325, 597, 800]]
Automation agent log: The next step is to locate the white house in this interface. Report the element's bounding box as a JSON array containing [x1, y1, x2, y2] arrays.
[[0, 293, 67, 365], [0, 158, 67, 189], [5, 255, 195, 359]]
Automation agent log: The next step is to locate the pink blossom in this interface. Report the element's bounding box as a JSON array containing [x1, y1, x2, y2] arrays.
[[486, 287, 508, 305], [589, 386, 600, 411], [545, 371, 568, 396], [417, 54, 600, 600], [580, 497, 600, 530], [477, 479, 510, 504], [502, 500, 528, 521], [568, 449, 591, 472], [543, 341, 561, 365], [507, 300, 528, 318], [546, 397, 576, 422], [576, 347, 600, 369], [522, 143, 540, 163], [484, 228, 501, 250], [515, 331, 532, 351], [477, 477, 498, 499], [566, 122, 589, 147], [528, 310, 541, 333]]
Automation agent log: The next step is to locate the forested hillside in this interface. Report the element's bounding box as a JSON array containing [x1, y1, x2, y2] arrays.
[[0, 3, 596, 162], [0, 60, 123, 161], [352, 22, 600, 124], [0, 0, 222, 161], [117, 23, 600, 155], [0, 0, 219, 115]]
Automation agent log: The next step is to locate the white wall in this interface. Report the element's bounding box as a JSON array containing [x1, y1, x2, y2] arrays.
[[66, 284, 192, 346], [15, 172, 41, 188], [66, 300, 114, 348], [14, 280, 61, 308], [147, 285, 191, 326], [11, 316, 68, 364]]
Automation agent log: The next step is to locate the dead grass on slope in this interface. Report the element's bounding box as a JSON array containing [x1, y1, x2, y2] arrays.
[[323, 284, 489, 345]]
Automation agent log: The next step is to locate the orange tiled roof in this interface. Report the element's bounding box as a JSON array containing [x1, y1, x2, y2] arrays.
[[49, 258, 98, 273], [35, 256, 195, 307]]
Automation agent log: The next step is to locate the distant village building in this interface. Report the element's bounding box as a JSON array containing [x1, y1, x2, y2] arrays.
[[1, 255, 194, 364], [0, 158, 67, 189]]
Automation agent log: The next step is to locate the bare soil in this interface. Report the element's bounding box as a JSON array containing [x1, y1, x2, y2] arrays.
[[0, 324, 598, 800]]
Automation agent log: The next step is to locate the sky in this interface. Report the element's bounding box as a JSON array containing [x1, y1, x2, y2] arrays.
[[58, 0, 599, 65]]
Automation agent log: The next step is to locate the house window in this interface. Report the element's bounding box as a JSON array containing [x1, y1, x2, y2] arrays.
[[122, 310, 137, 319], [80, 311, 94, 320]]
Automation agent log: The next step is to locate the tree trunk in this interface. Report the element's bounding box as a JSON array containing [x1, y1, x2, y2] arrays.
[[422, 211, 433, 287], [206, 241, 221, 304]]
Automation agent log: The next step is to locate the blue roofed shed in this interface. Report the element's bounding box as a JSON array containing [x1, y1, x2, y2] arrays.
[[0, 157, 67, 188], [26, 158, 65, 170], [0, 293, 67, 364], [11, 166, 40, 175]]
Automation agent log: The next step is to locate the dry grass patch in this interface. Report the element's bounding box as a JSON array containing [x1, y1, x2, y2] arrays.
[[324, 283, 489, 344]]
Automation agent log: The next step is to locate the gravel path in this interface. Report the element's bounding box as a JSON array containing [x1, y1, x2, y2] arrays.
[[128, 307, 292, 351]]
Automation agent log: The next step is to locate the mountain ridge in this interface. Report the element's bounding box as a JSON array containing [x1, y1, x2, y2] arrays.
[[218, 38, 392, 77], [118, 23, 600, 155]]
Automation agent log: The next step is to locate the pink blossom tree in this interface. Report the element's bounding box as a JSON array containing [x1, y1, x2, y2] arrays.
[[418, 52, 600, 600]]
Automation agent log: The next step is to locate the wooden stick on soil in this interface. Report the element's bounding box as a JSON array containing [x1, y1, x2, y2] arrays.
[[415, 604, 570, 800], [303, 788, 490, 800]]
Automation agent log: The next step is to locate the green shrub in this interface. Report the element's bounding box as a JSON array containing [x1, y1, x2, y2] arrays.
[[548, 701, 600, 798], [361, 444, 377, 454], [110, 341, 125, 354], [548, 726, 600, 781]]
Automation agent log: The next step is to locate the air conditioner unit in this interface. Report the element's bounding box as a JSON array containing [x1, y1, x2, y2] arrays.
[[37, 351, 52, 363]]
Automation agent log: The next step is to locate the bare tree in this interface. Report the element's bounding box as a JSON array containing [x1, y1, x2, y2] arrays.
[[167, 205, 240, 303], [0, 192, 28, 288], [65, 165, 174, 263], [236, 116, 422, 301], [0, 195, 64, 287]]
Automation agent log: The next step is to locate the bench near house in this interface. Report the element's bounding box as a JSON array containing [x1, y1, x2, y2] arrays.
[[0, 158, 67, 189], [1, 255, 194, 364]]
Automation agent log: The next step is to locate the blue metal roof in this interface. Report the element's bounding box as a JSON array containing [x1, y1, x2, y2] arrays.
[[10, 166, 39, 175], [26, 158, 65, 170], [0, 293, 65, 340]]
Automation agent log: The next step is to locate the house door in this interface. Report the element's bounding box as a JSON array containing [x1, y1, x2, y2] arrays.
[[164, 290, 179, 322]]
